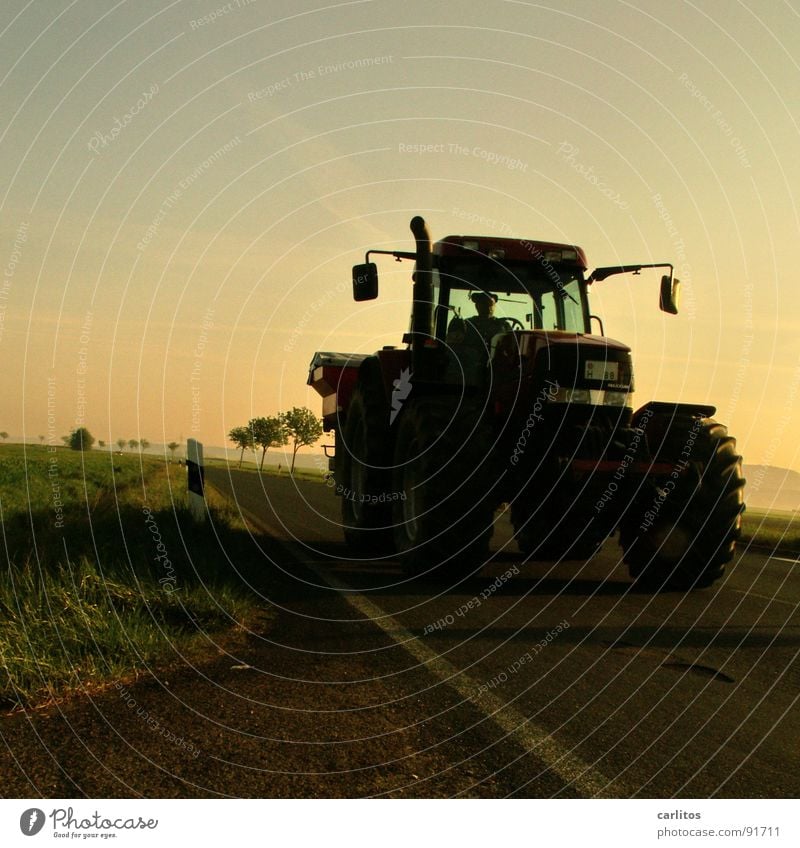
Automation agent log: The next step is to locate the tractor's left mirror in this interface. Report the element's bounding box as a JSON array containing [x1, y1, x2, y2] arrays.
[[353, 263, 378, 301]]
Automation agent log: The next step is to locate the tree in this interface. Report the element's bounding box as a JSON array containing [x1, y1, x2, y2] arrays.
[[98, 440, 106, 449], [281, 406, 323, 474], [128, 439, 139, 451], [0, 431, 8, 442], [39, 435, 45, 446], [167, 441, 180, 461], [228, 426, 255, 468], [68, 427, 95, 451], [116, 438, 126, 452], [139, 438, 150, 452], [248, 416, 288, 472]]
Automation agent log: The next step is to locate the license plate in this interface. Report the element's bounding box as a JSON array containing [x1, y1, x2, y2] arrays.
[[584, 360, 618, 381]]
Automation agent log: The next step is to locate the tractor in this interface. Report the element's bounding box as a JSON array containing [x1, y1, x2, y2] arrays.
[[308, 216, 745, 589]]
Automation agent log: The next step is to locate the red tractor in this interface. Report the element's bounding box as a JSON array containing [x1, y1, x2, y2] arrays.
[[309, 217, 745, 589]]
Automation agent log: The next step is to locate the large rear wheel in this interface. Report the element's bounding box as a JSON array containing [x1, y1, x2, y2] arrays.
[[339, 383, 393, 553], [392, 399, 495, 580], [620, 419, 745, 590]]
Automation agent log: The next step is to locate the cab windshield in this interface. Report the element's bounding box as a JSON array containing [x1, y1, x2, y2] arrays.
[[432, 257, 588, 336]]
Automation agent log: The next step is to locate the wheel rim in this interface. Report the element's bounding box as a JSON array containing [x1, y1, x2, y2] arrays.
[[400, 438, 420, 543], [351, 418, 367, 523], [653, 518, 692, 564]]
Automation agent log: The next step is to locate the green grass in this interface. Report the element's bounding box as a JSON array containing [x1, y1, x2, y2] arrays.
[[739, 507, 800, 556], [0, 444, 269, 709]]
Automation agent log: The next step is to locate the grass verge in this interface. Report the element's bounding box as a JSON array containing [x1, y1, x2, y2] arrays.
[[0, 444, 269, 710]]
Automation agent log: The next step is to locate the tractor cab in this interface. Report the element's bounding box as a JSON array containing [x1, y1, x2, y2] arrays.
[[428, 237, 591, 386], [353, 233, 593, 387], [429, 236, 591, 339]]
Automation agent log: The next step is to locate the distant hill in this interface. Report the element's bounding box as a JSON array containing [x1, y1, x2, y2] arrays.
[[742, 465, 800, 512]]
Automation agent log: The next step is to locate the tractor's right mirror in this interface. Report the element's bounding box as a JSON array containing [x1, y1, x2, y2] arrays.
[[660, 274, 680, 314], [353, 263, 378, 301]]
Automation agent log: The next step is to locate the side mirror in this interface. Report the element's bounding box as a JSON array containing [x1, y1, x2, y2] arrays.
[[659, 274, 680, 314], [352, 263, 378, 301]]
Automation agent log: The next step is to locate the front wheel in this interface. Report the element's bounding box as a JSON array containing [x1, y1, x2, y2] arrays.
[[620, 419, 745, 590]]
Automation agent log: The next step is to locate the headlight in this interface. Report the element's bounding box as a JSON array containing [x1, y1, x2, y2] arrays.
[[603, 391, 629, 407], [551, 387, 592, 404], [549, 387, 631, 406]]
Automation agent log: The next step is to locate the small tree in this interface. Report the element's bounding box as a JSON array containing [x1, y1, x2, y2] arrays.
[[0, 431, 8, 442], [128, 439, 139, 451], [167, 441, 180, 461], [281, 406, 323, 474], [248, 416, 288, 472], [39, 435, 45, 446], [139, 438, 150, 452], [98, 440, 106, 449], [228, 426, 255, 468], [116, 438, 126, 452], [68, 427, 95, 451]]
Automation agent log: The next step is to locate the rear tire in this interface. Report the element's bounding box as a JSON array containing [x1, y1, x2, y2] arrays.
[[392, 399, 495, 580], [620, 419, 745, 590], [340, 383, 393, 553]]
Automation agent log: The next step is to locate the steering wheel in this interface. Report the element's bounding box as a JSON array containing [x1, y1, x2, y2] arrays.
[[504, 317, 525, 331]]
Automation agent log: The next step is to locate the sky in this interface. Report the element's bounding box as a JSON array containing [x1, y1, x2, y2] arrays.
[[1, 0, 799, 473]]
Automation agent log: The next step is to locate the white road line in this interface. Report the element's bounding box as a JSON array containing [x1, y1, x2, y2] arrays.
[[729, 589, 798, 608], [730, 556, 800, 606], [316, 564, 626, 798], [769, 556, 800, 565], [229, 491, 631, 798]]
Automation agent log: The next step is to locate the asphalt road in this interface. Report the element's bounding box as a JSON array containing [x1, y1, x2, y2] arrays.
[[206, 466, 800, 798], [2, 467, 796, 798]]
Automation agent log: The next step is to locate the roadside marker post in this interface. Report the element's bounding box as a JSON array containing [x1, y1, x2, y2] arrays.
[[187, 438, 205, 521]]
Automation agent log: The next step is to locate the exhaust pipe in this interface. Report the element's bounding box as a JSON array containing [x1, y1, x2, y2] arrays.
[[410, 216, 433, 375]]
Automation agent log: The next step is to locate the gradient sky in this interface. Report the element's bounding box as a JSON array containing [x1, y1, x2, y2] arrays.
[[1, 0, 798, 473]]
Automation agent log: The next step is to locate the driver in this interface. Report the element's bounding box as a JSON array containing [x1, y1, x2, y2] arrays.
[[447, 291, 510, 348]]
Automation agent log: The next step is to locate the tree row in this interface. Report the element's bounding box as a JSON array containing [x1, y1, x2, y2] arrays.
[[229, 406, 322, 473]]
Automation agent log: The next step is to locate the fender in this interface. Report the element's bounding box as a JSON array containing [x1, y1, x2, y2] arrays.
[[633, 400, 718, 462]]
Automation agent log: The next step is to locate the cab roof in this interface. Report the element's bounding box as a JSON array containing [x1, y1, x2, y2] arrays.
[[433, 235, 588, 271]]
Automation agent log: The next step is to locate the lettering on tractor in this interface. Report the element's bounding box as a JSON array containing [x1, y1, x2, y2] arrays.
[[308, 217, 745, 589]]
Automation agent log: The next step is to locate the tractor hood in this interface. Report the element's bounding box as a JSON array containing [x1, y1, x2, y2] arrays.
[[492, 330, 635, 410], [494, 330, 631, 363], [534, 331, 629, 353]]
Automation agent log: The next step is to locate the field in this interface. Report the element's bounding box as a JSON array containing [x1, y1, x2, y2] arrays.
[[0, 444, 268, 709], [204, 455, 329, 482], [739, 507, 800, 556]]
